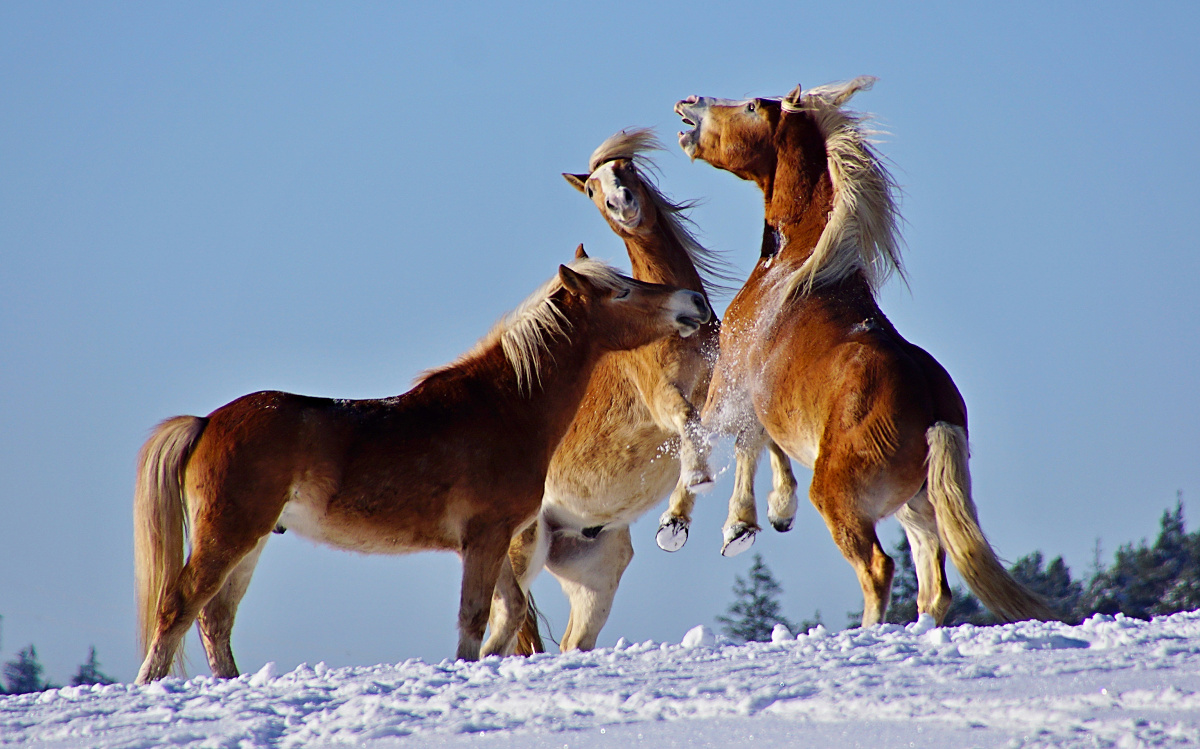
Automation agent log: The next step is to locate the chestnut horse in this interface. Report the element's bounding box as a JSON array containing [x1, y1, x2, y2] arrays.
[[133, 258, 712, 683], [675, 77, 1055, 626], [493, 130, 724, 655]]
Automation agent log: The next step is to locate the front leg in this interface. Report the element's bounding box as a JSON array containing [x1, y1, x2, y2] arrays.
[[457, 527, 512, 661], [652, 383, 713, 552], [721, 425, 767, 557], [765, 440, 799, 532]]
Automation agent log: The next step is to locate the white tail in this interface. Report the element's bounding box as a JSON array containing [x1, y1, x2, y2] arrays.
[[133, 415, 206, 674], [925, 422, 1057, 622]]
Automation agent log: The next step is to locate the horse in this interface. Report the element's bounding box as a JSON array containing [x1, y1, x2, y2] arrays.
[[133, 258, 712, 683], [675, 77, 1055, 626], [488, 130, 724, 656]]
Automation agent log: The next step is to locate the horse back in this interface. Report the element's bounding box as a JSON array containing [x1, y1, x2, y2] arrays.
[[187, 388, 549, 554]]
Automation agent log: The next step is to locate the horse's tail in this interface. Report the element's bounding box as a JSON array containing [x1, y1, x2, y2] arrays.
[[925, 421, 1057, 622], [134, 415, 207, 671], [514, 591, 546, 656]]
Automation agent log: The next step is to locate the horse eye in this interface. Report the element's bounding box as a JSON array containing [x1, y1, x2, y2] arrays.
[[747, 101, 756, 112], [614, 288, 631, 300], [586, 186, 594, 198]]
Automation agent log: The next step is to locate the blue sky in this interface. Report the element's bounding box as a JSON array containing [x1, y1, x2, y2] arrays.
[[2, 2, 1197, 684]]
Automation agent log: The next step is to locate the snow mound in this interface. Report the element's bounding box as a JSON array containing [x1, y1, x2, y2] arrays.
[[3, 612, 1200, 748]]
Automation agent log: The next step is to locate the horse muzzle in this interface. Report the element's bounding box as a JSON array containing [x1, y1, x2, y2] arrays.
[[672, 290, 712, 337]]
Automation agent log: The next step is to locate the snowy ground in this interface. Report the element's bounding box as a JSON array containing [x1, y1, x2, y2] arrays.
[[4, 612, 1200, 748]]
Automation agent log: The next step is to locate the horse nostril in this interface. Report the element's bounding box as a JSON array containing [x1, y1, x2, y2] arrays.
[[692, 293, 711, 320]]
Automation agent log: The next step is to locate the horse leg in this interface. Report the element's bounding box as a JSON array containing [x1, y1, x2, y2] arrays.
[[548, 526, 633, 652], [765, 440, 799, 532], [487, 518, 548, 656], [896, 489, 952, 624], [456, 527, 513, 661], [720, 425, 767, 557], [654, 384, 712, 552], [197, 535, 269, 678], [480, 555, 527, 658], [135, 539, 254, 684], [810, 468, 894, 627]]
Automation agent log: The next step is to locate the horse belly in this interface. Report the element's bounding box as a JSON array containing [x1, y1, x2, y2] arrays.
[[544, 432, 679, 527], [278, 481, 442, 555]]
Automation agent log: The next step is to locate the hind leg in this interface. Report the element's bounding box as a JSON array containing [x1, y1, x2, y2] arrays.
[[809, 468, 894, 627], [197, 536, 268, 678], [548, 526, 633, 652], [135, 538, 259, 684], [896, 489, 952, 624]]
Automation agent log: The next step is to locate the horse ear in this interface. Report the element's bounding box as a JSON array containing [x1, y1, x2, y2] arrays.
[[558, 264, 593, 296], [784, 84, 803, 107], [574, 243, 589, 260], [562, 173, 589, 193], [831, 75, 876, 106]]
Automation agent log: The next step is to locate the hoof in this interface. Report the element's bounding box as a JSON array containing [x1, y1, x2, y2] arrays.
[[656, 516, 689, 552], [683, 469, 716, 493], [768, 513, 794, 532], [721, 523, 758, 557]]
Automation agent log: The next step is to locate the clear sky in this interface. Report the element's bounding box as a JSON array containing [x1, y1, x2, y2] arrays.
[[2, 2, 1197, 684]]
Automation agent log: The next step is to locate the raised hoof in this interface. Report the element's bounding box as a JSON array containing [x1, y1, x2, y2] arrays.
[[721, 523, 758, 557], [656, 517, 689, 552], [683, 469, 716, 493], [768, 514, 794, 532]]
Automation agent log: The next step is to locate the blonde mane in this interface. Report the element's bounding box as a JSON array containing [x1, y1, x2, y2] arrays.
[[589, 128, 735, 292], [778, 76, 905, 298], [419, 258, 627, 394]]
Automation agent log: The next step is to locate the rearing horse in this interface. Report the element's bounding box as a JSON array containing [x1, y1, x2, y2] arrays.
[[676, 78, 1055, 626], [493, 130, 723, 655], [133, 258, 711, 683]]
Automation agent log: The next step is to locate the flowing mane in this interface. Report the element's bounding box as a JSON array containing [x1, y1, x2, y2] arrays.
[[589, 128, 735, 292], [779, 76, 905, 298], [420, 258, 627, 393]]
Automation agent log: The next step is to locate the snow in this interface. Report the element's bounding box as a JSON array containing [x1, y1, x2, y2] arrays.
[[4, 612, 1200, 748]]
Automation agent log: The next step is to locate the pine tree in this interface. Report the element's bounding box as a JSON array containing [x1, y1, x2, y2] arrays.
[[1008, 551, 1084, 623], [717, 553, 795, 642], [71, 647, 115, 686], [1081, 497, 1198, 619], [3, 645, 49, 694]]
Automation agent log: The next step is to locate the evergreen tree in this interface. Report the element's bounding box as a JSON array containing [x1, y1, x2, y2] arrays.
[[718, 553, 795, 642], [3, 645, 50, 694], [1082, 497, 1200, 619], [71, 647, 115, 687], [795, 610, 825, 634], [1008, 551, 1085, 623]]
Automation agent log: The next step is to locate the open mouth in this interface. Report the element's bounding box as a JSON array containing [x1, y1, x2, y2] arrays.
[[675, 316, 702, 337], [674, 99, 702, 156]]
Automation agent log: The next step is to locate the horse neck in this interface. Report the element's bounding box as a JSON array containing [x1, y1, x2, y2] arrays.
[[759, 122, 838, 266], [502, 312, 603, 445], [761, 155, 835, 265], [622, 224, 706, 293]]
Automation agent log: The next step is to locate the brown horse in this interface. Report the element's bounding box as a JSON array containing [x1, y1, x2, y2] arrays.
[[492, 130, 724, 655], [675, 77, 1055, 626], [133, 258, 712, 683]]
